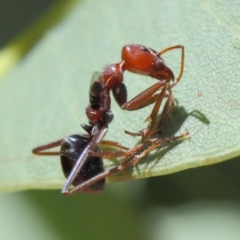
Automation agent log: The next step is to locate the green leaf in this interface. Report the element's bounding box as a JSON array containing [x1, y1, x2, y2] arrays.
[[1, 0, 240, 192]]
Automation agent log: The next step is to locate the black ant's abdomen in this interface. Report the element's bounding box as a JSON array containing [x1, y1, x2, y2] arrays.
[[60, 135, 105, 194]]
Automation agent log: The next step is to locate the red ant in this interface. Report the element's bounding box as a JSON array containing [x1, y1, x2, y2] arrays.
[[32, 44, 185, 194]]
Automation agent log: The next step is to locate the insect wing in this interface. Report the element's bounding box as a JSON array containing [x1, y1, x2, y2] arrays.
[[89, 72, 103, 109]]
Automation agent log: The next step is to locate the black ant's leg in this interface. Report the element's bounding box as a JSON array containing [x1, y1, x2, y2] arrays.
[[67, 132, 189, 195], [32, 139, 63, 156]]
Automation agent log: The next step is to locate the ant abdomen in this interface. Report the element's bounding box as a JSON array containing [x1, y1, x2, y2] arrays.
[[60, 135, 105, 194]]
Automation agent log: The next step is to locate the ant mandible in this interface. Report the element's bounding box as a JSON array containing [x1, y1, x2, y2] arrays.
[[32, 44, 185, 195]]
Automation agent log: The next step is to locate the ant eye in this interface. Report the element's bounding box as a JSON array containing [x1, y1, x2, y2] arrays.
[[140, 46, 149, 52]]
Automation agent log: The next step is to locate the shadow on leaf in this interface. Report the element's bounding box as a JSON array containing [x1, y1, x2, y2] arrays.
[[123, 101, 210, 176]]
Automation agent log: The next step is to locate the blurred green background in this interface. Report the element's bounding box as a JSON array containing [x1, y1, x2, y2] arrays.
[[1, 0, 240, 239]]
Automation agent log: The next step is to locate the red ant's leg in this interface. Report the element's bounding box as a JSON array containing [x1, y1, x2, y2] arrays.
[[145, 88, 176, 136], [118, 131, 189, 171], [32, 139, 63, 156], [158, 45, 185, 89], [153, 91, 175, 134], [145, 83, 167, 124], [135, 84, 168, 141], [124, 93, 173, 138], [124, 84, 168, 139], [121, 81, 166, 111]]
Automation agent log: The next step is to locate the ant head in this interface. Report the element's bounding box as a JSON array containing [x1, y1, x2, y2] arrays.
[[122, 44, 174, 82], [150, 65, 175, 82]]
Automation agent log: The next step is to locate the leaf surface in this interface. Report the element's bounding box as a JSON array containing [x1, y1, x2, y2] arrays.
[[0, 0, 240, 192]]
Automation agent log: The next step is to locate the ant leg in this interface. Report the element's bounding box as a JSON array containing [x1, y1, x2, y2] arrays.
[[151, 90, 175, 135], [66, 141, 146, 195], [120, 81, 167, 110], [61, 124, 108, 194], [158, 45, 184, 88], [87, 138, 130, 158], [33, 138, 128, 158], [140, 84, 168, 140], [88, 140, 130, 158], [32, 139, 63, 156], [89, 138, 142, 159], [124, 92, 174, 138], [145, 83, 167, 123], [66, 132, 189, 195], [123, 84, 168, 139], [155, 99, 172, 134], [66, 165, 120, 195], [100, 140, 129, 150], [118, 131, 189, 171], [89, 150, 127, 158], [124, 130, 142, 137]]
